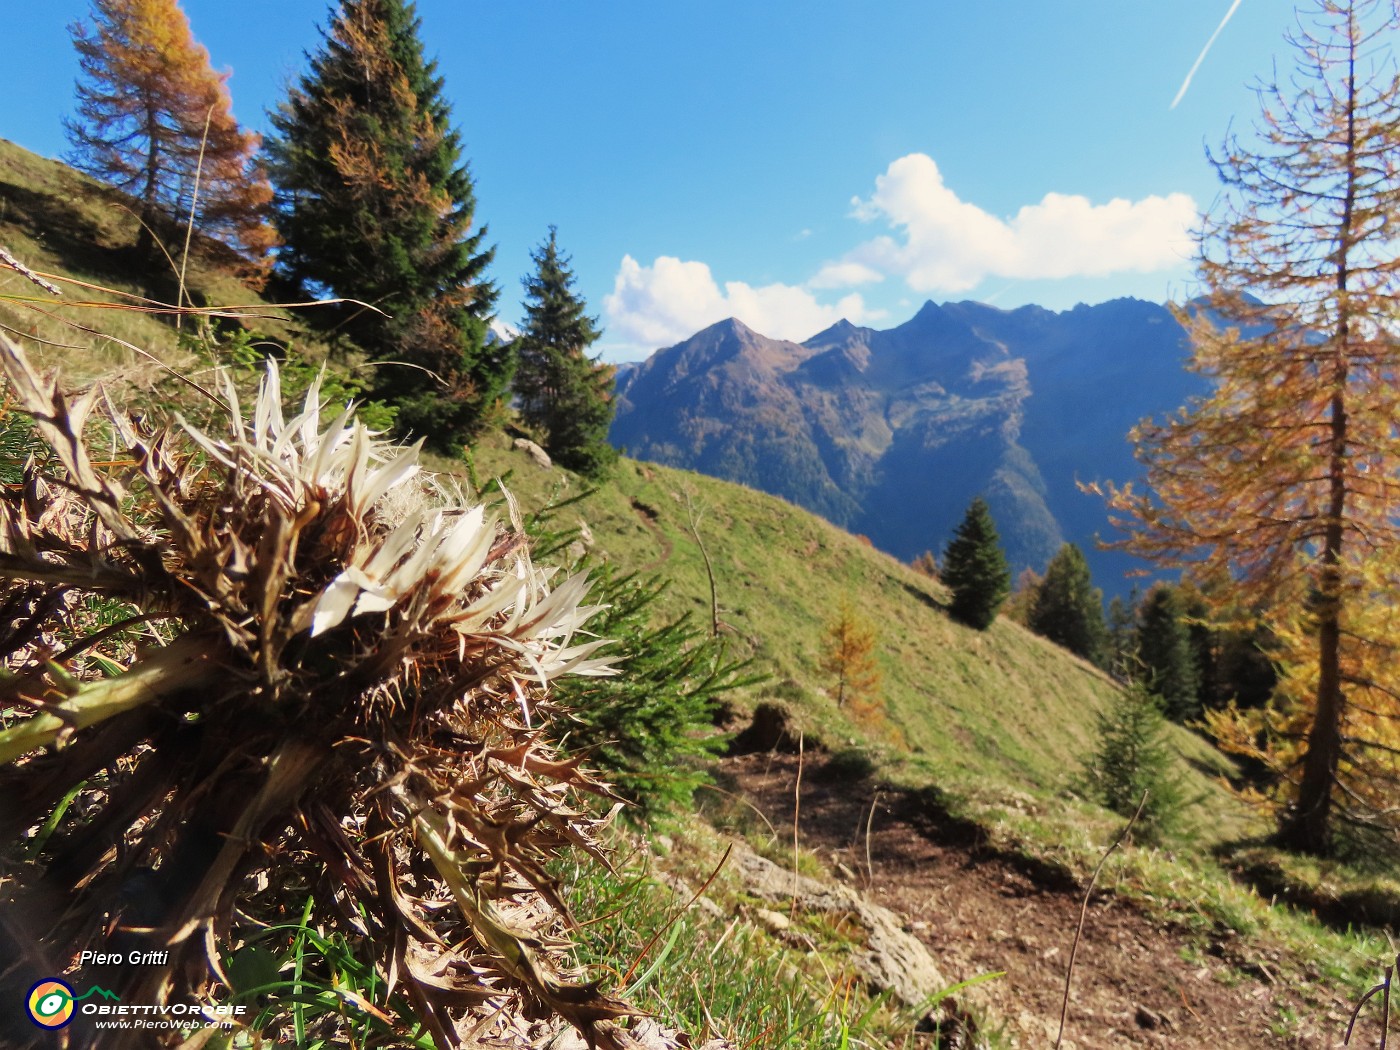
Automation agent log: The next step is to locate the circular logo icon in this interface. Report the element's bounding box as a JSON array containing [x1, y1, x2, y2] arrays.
[[26, 979, 75, 1029]]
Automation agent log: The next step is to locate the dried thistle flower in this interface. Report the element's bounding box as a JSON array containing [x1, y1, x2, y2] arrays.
[[0, 331, 636, 1048]]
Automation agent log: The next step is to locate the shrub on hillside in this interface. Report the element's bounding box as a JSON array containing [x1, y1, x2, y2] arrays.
[[826, 746, 877, 781]]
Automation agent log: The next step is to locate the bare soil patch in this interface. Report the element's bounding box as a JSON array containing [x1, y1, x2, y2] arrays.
[[721, 752, 1357, 1048]]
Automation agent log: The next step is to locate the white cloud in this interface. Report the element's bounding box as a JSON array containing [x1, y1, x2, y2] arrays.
[[844, 153, 1196, 293], [603, 255, 880, 350], [808, 260, 884, 289], [599, 154, 1194, 356]]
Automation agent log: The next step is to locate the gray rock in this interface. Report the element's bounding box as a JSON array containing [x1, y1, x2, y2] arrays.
[[754, 907, 791, 934], [543, 1017, 732, 1049], [732, 845, 945, 1006], [513, 437, 552, 469], [656, 870, 724, 920]]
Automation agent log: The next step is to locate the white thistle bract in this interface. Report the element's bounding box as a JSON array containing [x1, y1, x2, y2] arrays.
[[0, 333, 636, 1049]]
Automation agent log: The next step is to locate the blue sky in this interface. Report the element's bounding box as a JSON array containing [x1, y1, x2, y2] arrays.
[[3, 1, 1295, 360]]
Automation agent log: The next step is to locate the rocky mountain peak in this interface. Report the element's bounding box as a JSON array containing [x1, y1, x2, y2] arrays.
[[611, 299, 1204, 593]]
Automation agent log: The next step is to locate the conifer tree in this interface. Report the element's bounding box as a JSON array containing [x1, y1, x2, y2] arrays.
[[910, 550, 939, 579], [819, 599, 882, 712], [266, 0, 506, 447], [1088, 683, 1184, 844], [548, 567, 752, 814], [1105, 588, 1140, 679], [1177, 582, 1278, 715], [1028, 543, 1106, 666], [1136, 584, 1200, 722], [940, 497, 1011, 630], [513, 227, 617, 477], [1001, 566, 1042, 627], [1104, 0, 1400, 854], [65, 0, 275, 268]]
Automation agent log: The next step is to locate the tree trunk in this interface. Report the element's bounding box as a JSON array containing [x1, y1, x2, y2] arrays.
[[1277, 305, 1351, 859], [1276, 601, 1343, 854], [1276, 31, 1360, 858], [135, 105, 162, 266]]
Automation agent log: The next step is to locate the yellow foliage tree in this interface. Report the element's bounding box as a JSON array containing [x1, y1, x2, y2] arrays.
[[65, 0, 276, 268], [820, 599, 883, 724], [1104, 0, 1400, 854]]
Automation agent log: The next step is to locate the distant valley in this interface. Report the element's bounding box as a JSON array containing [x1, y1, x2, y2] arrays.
[[610, 298, 1206, 593]]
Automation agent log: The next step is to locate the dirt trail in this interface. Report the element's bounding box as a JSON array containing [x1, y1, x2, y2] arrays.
[[630, 497, 673, 571], [722, 752, 1356, 1049]]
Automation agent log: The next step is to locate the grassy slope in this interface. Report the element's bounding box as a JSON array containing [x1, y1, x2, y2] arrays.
[[464, 432, 1244, 831], [470, 436, 1395, 1040]]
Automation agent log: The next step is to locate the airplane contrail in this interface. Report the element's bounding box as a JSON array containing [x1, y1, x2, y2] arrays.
[[1170, 0, 1245, 109]]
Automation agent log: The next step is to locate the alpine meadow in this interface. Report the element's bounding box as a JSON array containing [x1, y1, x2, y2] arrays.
[[5, 1, 1400, 1048]]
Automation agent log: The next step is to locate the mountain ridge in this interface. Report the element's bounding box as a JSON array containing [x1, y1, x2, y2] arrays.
[[612, 297, 1204, 592]]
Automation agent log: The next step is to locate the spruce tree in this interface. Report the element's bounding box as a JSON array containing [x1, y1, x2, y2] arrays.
[[940, 497, 1011, 630], [1105, 588, 1140, 679], [266, 0, 506, 447], [1089, 683, 1184, 843], [65, 0, 275, 268], [1179, 582, 1278, 715], [1136, 583, 1201, 722], [513, 227, 617, 477], [1028, 543, 1106, 665]]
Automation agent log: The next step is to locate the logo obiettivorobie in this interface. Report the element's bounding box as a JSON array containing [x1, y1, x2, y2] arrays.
[[25, 980, 119, 1029], [26, 980, 76, 1029]]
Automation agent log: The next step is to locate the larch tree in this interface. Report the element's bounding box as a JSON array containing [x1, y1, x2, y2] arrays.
[[910, 550, 939, 579], [1001, 566, 1043, 628], [1028, 543, 1106, 666], [265, 0, 507, 448], [1104, 0, 1400, 855], [940, 497, 1011, 630], [513, 227, 617, 477], [65, 0, 276, 269], [819, 599, 882, 715]]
